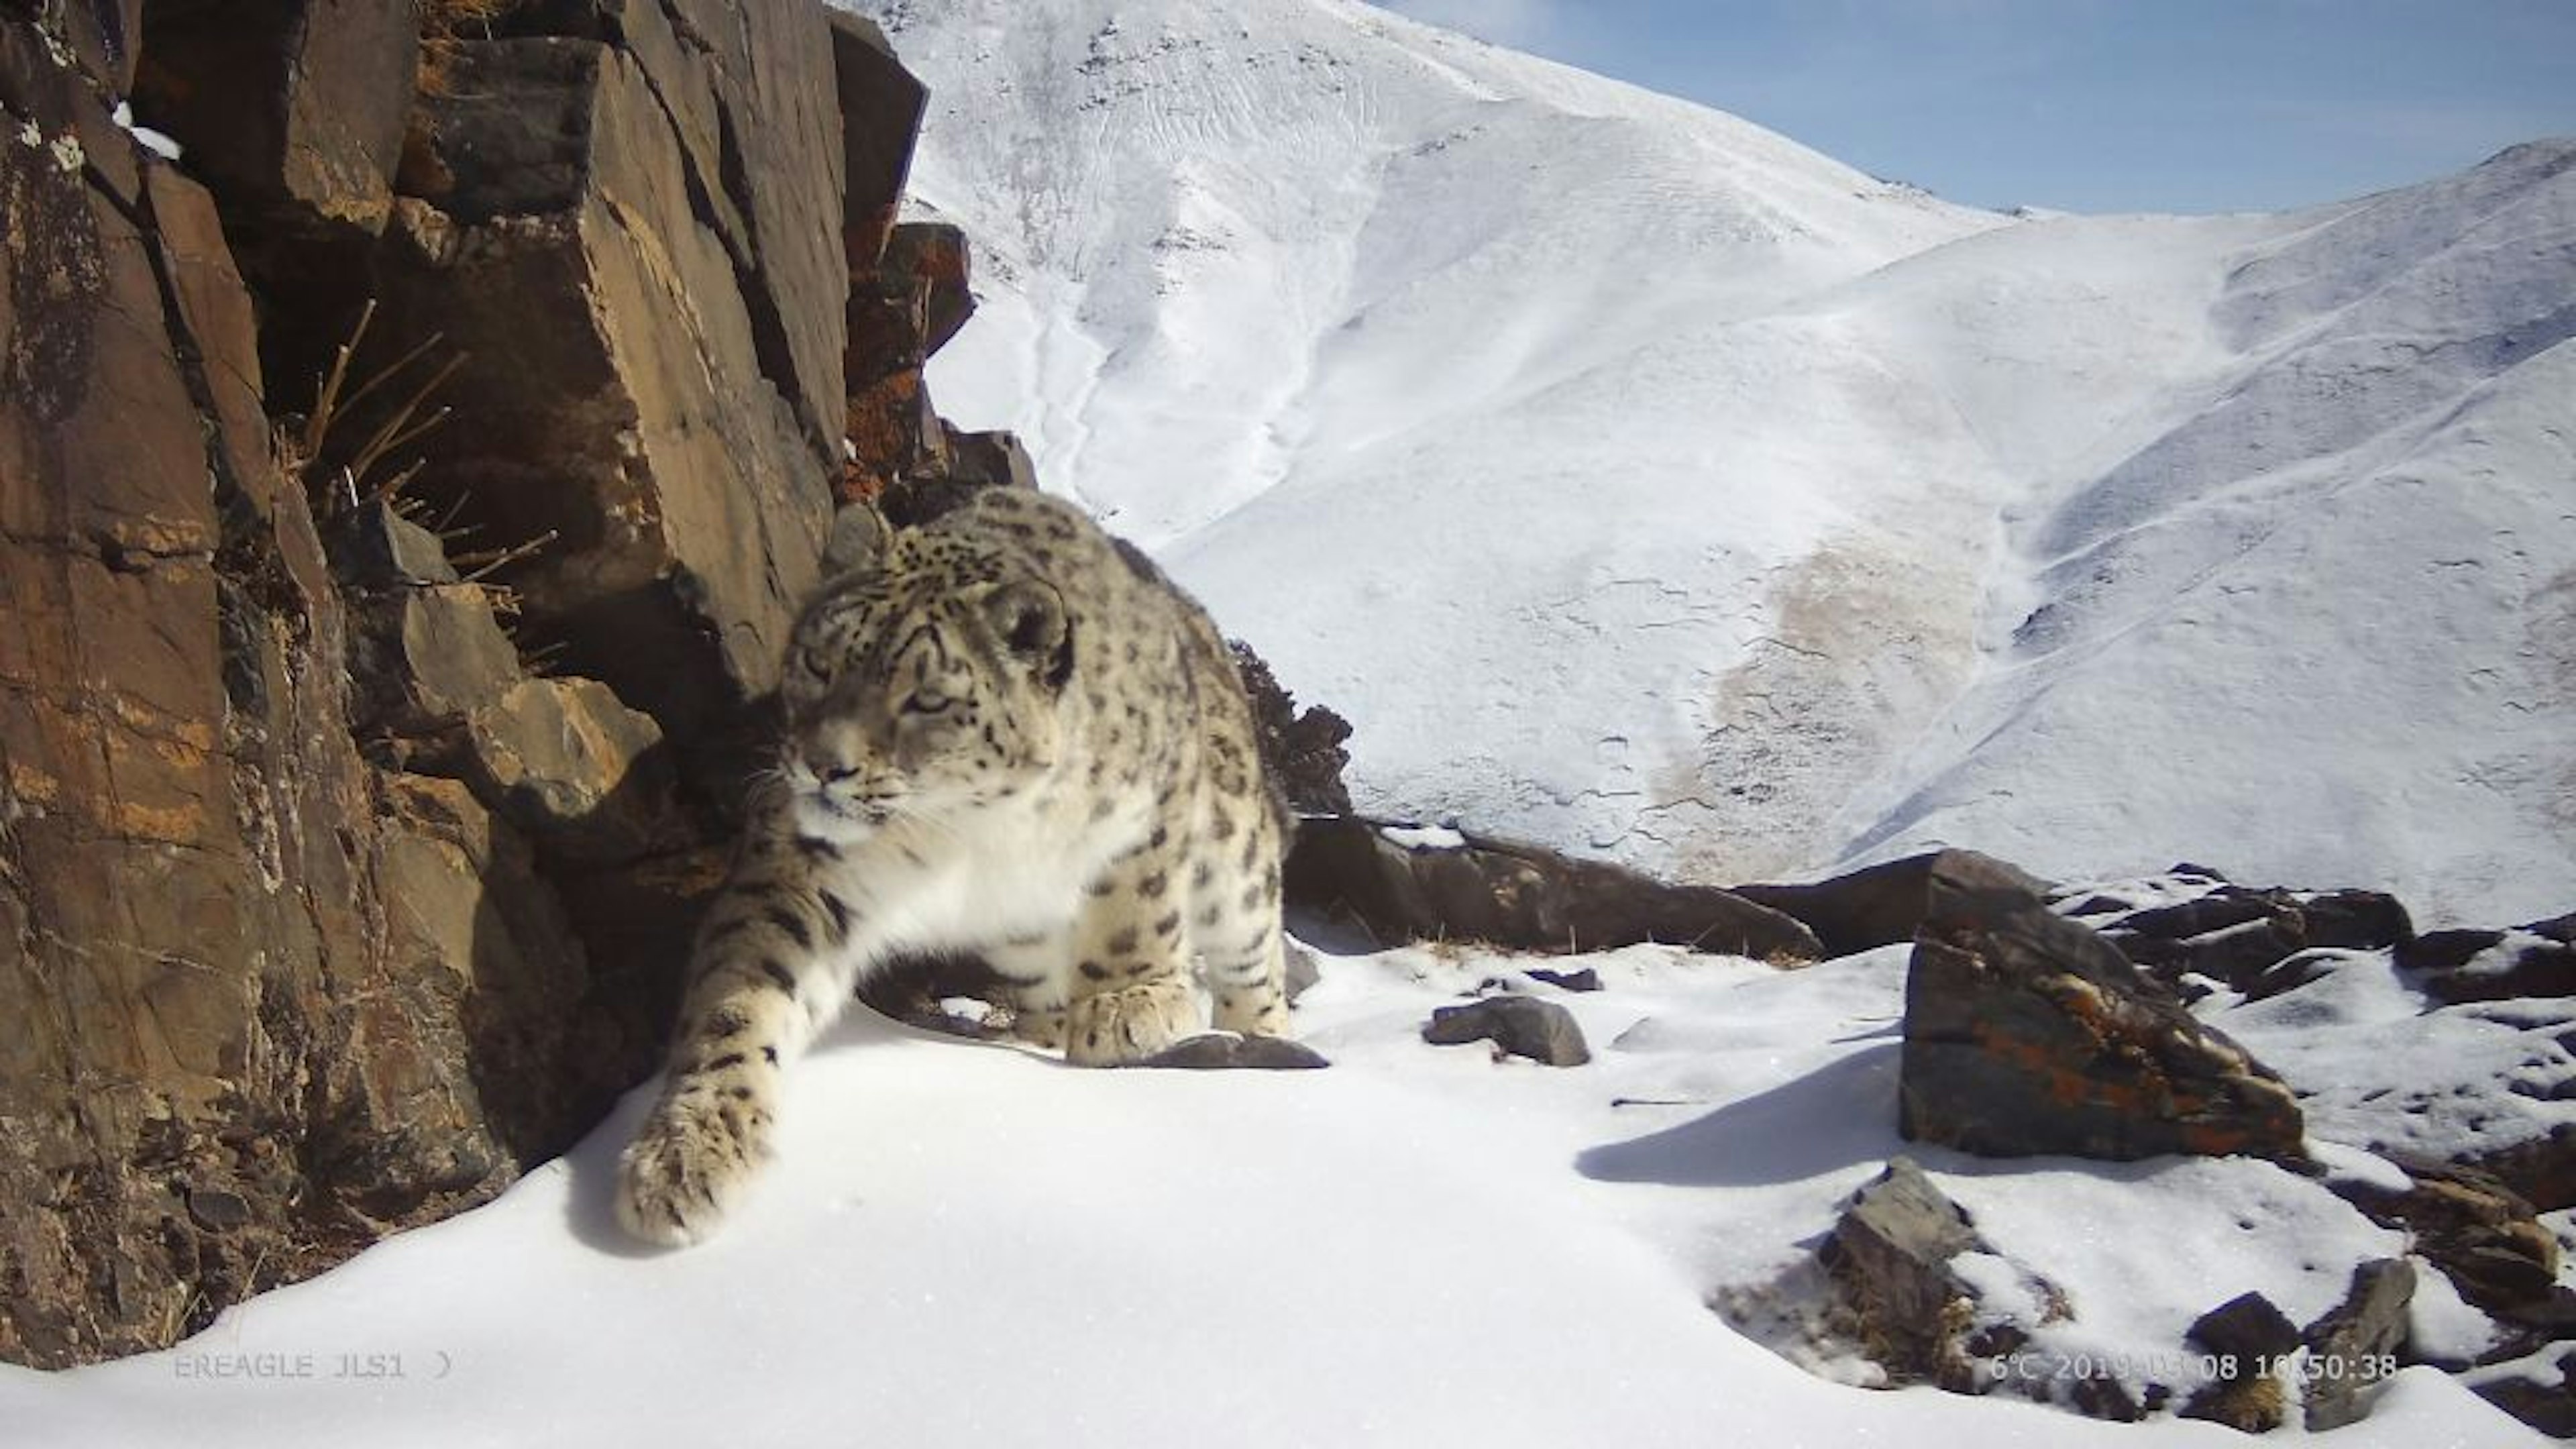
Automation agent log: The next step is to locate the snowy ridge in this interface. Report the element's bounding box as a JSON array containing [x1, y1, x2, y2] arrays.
[[1844, 144, 2576, 921], [871, 0, 2574, 924]]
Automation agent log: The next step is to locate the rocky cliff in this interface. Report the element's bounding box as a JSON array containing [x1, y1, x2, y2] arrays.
[[0, 0, 1017, 1366]]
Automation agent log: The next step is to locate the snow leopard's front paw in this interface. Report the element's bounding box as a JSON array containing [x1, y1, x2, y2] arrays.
[[616, 1083, 772, 1248], [1065, 977, 1200, 1066]]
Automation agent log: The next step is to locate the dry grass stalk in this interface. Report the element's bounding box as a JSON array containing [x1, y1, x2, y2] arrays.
[[299, 299, 467, 510], [420, 0, 520, 94], [453, 529, 559, 584]]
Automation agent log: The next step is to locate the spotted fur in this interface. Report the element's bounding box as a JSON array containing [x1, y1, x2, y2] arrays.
[[616, 487, 1294, 1246]]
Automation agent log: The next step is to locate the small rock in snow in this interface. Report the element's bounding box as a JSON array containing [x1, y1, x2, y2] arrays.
[[1423, 994, 1590, 1066]]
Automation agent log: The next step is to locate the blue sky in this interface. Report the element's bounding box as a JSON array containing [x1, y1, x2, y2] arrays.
[[1376, 1, 2576, 214]]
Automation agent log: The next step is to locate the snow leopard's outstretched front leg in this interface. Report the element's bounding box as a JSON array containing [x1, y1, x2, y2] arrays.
[[617, 837, 873, 1247]]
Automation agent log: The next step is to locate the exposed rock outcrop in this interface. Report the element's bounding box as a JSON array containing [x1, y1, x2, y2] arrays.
[[2, 5, 563, 1360], [2402, 914, 2576, 1005], [131, 0, 418, 239], [2074, 874, 2416, 998], [1286, 816, 1821, 960], [1738, 849, 2050, 959], [0, 0, 947, 1368], [2326, 1157, 2563, 1325], [2299, 1258, 2413, 1431], [1817, 1158, 1988, 1389], [1230, 642, 1353, 817], [1899, 855, 2305, 1163]]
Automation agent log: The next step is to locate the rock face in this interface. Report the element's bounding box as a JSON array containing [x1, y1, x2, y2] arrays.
[[0, 0, 948, 1368], [2, 8, 537, 1360], [1287, 816, 1821, 960], [376, 10, 845, 751], [131, 0, 419, 238], [1899, 855, 2305, 1162]]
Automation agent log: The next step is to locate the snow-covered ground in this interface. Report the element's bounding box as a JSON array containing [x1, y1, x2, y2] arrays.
[[0, 933, 2545, 1444], [873, 0, 2575, 926]]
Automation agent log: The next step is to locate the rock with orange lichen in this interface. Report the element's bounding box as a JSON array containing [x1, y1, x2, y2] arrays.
[[1898, 854, 2304, 1163]]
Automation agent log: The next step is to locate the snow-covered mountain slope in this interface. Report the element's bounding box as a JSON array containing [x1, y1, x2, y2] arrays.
[[861, 0, 2574, 924], [1829, 143, 2576, 922]]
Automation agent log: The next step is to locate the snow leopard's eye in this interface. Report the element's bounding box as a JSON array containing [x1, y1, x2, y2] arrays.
[[798, 647, 835, 682], [902, 689, 953, 718]]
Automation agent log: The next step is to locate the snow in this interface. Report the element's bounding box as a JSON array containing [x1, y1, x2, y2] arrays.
[[2412, 1262, 2506, 1366], [0, 938, 2540, 1444], [2207, 951, 2576, 1169], [872, 0, 2576, 926], [109, 100, 182, 160]]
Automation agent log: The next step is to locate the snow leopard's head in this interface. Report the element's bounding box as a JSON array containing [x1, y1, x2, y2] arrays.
[[777, 531, 1076, 841]]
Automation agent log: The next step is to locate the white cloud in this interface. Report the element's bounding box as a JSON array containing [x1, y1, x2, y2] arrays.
[[1373, 0, 1563, 50]]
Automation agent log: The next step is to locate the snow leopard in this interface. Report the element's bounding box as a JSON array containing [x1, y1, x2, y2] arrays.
[[616, 485, 1294, 1246]]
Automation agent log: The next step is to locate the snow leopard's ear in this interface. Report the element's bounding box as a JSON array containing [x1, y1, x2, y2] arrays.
[[983, 578, 1074, 690], [821, 500, 890, 578]]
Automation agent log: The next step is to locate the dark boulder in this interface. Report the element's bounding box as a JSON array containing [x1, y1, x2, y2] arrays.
[[2466, 1122, 2576, 1216], [1135, 1035, 1332, 1071], [2409, 914, 2576, 1004], [343, 582, 526, 738], [452, 678, 684, 867], [324, 496, 462, 589], [1422, 996, 1591, 1067], [943, 427, 1042, 491], [881, 220, 975, 358], [1737, 849, 2049, 959], [2398, 926, 2511, 975], [2095, 885, 2414, 995], [1288, 816, 1821, 961], [1899, 855, 2305, 1162], [2180, 1291, 2300, 1432], [2475, 1350, 2576, 1438], [2188, 1290, 2303, 1363]]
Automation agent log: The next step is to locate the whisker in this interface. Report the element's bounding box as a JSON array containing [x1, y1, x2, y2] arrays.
[[883, 798, 969, 848]]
